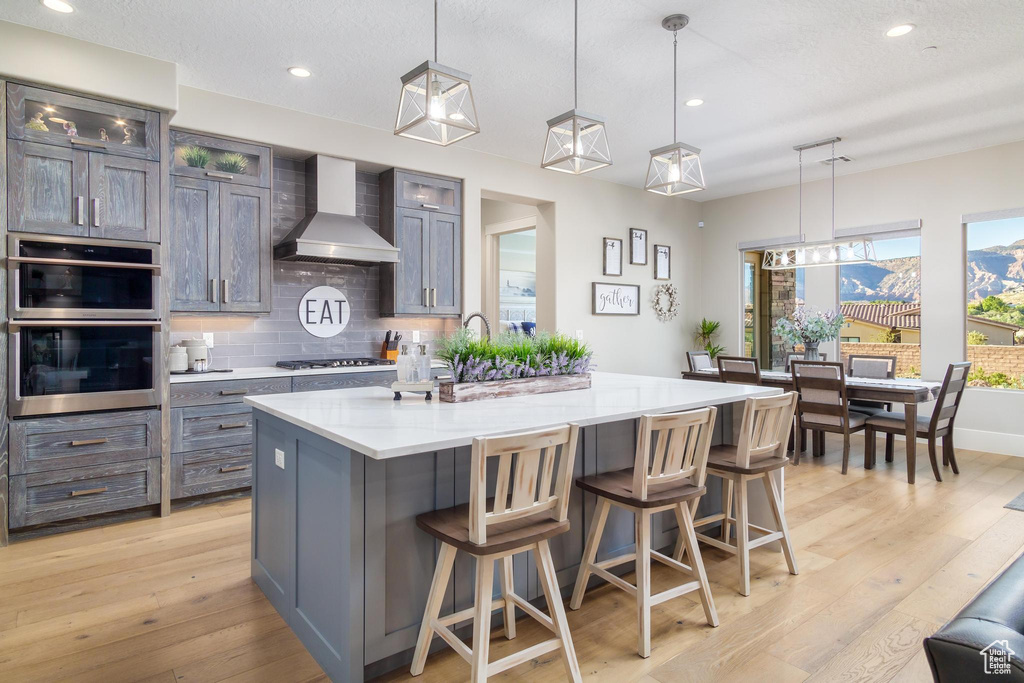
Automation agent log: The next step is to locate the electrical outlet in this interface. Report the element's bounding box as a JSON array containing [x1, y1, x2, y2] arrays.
[[575, 329, 584, 340], [274, 449, 285, 469], [412, 330, 421, 343], [203, 332, 215, 348]]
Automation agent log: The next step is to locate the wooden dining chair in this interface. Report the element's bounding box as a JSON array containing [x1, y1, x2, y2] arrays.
[[791, 360, 868, 474], [686, 350, 713, 372], [569, 407, 719, 658], [411, 424, 583, 682], [688, 392, 799, 596], [784, 352, 827, 372], [864, 362, 971, 483], [717, 355, 762, 385]]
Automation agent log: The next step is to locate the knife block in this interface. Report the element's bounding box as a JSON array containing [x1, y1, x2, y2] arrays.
[[380, 341, 399, 362]]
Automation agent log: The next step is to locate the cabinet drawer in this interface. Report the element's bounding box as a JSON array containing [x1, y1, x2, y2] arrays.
[[291, 371, 396, 393], [10, 409, 160, 475], [171, 444, 252, 499], [10, 459, 160, 528], [170, 130, 271, 188], [7, 83, 161, 161], [172, 403, 253, 453], [170, 377, 290, 407]]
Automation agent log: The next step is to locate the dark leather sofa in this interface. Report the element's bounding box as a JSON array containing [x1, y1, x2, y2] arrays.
[[924, 552, 1024, 681]]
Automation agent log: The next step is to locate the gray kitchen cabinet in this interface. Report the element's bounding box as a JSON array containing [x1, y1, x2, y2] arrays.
[[219, 183, 271, 313], [7, 140, 88, 236], [170, 130, 271, 189], [169, 176, 220, 311], [379, 169, 462, 318], [168, 132, 271, 314], [88, 153, 160, 242], [8, 139, 159, 241]]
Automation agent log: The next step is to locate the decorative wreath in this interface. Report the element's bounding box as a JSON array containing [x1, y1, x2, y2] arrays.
[[652, 283, 680, 322]]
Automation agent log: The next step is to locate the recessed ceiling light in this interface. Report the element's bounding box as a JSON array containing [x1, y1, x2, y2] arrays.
[[41, 0, 74, 13], [287, 67, 311, 78], [685, 98, 704, 107], [886, 23, 915, 37]]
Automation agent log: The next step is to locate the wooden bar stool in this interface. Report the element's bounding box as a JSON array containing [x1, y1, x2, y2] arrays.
[[569, 407, 719, 658], [411, 424, 583, 683], [687, 392, 799, 596]]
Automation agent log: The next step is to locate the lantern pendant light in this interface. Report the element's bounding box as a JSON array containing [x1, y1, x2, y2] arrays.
[[762, 137, 876, 270], [541, 0, 612, 174], [395, 0, 480, 146], [645, 14, 705, 195]]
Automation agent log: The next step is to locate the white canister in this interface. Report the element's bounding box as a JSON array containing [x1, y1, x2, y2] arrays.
[[169, 345, 188, 373], [180, 338, 211, 372]]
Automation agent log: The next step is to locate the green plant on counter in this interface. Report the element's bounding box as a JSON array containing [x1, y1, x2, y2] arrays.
[[694, 318, 724, 359], [215, 152, 249, 174], [435, 328, 593, 383], [181, 145, 211, 168]]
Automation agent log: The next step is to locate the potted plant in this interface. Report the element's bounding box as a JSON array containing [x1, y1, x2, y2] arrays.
[[693, 318, 725, 359], [434, 329, 594, 402], [772, 308, 845, 361], [181, 145, 211, 168], [215, 152, 249, 174]]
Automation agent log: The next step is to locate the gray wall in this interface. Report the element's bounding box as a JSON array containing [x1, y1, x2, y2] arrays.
[[171, 157, 455, 369]]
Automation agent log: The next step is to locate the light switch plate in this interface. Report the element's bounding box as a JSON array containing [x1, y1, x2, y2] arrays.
[[274, 448, 285, 469], [203, 332, 215, 348], [412, 330, 421, 343], [575, 329, 584, 340]]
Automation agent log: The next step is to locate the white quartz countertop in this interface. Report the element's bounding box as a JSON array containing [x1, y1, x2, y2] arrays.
[[244, 371, 781, 459], [169, 361, 447, 384]]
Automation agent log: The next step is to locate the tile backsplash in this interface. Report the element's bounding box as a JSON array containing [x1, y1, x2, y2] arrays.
[[171, 157, 456, 369]]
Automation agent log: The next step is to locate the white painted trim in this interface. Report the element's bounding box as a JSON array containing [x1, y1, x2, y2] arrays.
[[483, 215, 537, 236], [961, 207, 1024, 224], [880, 428, 1024, 459], [835, 219, 921, 239], [737, 234, 804, 251]]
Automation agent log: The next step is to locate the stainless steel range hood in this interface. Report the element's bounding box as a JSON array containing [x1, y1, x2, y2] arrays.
[[274, 155, 399, 266]]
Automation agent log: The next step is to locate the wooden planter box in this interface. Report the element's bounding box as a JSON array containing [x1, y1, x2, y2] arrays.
[[438, 373, 592, 403]]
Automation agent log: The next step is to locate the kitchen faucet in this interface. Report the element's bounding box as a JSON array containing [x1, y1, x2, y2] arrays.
[[462, 311, 491, 340]]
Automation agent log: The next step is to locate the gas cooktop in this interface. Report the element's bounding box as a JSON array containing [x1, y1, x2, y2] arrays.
[[275, 357, 396, 370]]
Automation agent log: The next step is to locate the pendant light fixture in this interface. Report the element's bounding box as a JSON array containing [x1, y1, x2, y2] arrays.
[[645, 14, 705, 196], [395, 0, 479, 146], [541, 0, 612, 174], [762, 137, 876, 269]]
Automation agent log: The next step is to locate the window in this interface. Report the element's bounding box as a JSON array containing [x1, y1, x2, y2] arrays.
[[964, 216, 1024, 390], [839, 235, 921, 378]]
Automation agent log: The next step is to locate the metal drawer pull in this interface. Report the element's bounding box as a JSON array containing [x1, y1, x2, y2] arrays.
[[206, 171, 234, 180], [92, 198, 101, 228], [424, 287, 429, 306], [70, 438, 109, 447], [210, 278, 217, 303], [218, 422, 249, 430], [220, 389, 248, 396], [432, 288, 438, 307], [222, 279, 229, 304], [219, 464, 249, 473], [70, 138, 107, 149], [70, 486, 108, 497], [421, 203, 440, 209], [76, 196, 85, 226]]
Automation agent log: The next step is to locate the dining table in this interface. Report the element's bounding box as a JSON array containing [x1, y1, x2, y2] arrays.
[[680, 367, 943, 484]]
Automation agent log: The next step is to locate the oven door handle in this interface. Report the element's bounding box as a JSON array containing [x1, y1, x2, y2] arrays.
[[9, 320, 162, 329], [7, 256, 161, 272]]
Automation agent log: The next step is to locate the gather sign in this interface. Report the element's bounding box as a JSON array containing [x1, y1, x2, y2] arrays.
[[299, 286, 351, 338]]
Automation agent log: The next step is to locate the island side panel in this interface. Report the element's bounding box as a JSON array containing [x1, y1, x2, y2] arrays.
[[251, 410, 365, 683]]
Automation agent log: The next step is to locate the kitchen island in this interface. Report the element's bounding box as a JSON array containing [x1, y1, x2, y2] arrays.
[[245, 372, 781, 681]]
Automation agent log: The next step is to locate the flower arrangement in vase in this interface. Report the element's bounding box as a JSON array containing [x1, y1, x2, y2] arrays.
[[772, 308, 845, 360]]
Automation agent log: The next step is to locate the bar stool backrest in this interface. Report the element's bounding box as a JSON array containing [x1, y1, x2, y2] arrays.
[[468, 424, 580, 545], [718, 356, 762, 385], [930, 362, 972, 433], [631, 407, 717, 501], [734, 392, 798, 468]]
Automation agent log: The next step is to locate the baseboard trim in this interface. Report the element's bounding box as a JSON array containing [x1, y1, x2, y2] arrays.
[[952, 428, 1024, 458]]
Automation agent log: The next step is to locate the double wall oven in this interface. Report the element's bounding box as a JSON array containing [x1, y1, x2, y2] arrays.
[[8, 234, 162, 417]]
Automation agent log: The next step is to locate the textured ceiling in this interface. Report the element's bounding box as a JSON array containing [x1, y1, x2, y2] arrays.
[[4, 0, 1024, 200]]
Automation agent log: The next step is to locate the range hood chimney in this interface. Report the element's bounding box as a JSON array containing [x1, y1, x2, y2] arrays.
[[274, 155, 399, 266]]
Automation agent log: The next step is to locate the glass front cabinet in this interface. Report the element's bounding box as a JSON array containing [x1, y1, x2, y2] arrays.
[[170, 130, 271, 189]]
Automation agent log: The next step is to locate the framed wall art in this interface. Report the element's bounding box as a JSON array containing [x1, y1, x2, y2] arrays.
[[654, 244, 671, 280], [629, 228, 648, 265], [592, 282, 641, 316], [603, 237, 622, 276]]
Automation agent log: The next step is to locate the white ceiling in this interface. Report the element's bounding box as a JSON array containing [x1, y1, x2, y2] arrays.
[[4, 0, 1024, 200]]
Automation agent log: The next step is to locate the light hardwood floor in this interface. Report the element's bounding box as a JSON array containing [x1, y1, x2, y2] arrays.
[[1, 436, 1022, 682]]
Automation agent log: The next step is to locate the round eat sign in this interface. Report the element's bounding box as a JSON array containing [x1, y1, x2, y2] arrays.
[[298, 286, 350, 338]]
